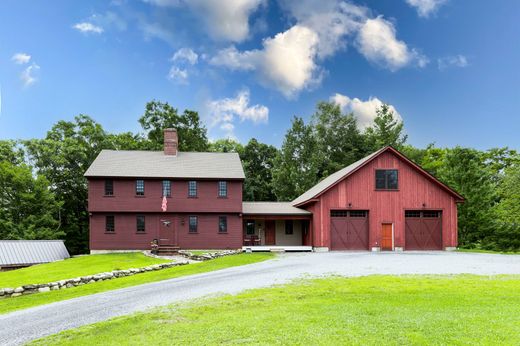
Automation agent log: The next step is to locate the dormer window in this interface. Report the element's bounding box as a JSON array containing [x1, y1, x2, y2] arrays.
[[375, 169, 398, 190]]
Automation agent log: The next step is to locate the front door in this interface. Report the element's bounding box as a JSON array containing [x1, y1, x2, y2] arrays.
[[159, 218, 175, 245], [381, 223, 393, 251], [264, 220, 276, 245]]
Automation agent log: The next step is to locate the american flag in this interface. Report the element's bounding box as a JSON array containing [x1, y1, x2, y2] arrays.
[[161, 196, 167, 212]]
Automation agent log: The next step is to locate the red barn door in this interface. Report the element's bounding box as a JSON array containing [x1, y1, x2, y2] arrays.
[[330, 210, 368, 250], [405, 211, 442, 250]]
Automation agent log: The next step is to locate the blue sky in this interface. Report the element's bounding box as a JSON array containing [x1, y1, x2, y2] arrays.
[[0, 0, 519, 149]]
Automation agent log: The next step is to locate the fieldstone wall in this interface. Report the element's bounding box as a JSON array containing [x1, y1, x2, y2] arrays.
[[0, 261, 188, 299], [178, 249, 242, 261]]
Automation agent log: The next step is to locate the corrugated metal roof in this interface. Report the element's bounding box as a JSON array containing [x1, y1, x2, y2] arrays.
[[292, 147, 387, 206], [242, 202, 311, 215], [84, 150, 245, 179], [0, 240, 70, 267]]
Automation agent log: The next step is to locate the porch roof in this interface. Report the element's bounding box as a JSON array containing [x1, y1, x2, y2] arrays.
[[242, 202, 311, 216]]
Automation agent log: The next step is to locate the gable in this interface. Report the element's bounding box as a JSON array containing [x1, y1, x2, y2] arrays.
[[292, 146, 464, 206]]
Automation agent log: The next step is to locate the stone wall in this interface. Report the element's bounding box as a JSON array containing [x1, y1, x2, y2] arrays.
[[0, 261, 188, 299]]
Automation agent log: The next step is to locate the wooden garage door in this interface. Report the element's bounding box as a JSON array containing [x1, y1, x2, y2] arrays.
[[405, 211, 442, 250], [330, 210, 369, 250]]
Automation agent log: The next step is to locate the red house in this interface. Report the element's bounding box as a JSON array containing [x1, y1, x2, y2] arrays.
[[85, 129, 463, 253]]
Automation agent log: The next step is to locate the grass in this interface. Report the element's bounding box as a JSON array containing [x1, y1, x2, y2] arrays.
[[32, 275, 520, 345], [456, 248, 520, 255], [0, 253, 274, 315], [0, 253, 169, 288]]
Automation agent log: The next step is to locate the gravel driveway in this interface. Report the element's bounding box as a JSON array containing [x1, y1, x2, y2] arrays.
[[2, 251, 520, 345]]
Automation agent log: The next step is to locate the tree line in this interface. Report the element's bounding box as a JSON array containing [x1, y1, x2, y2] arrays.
[[0, 101, 518, 253]]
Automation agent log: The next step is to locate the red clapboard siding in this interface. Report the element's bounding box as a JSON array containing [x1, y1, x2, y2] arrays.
[[306, 150, 458, 250], [89, 213, 243, 250], [88, 179, 243, 213]]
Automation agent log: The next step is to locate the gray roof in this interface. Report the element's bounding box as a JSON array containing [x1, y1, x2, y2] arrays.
[[84, 150, 245, 179], [292, 147, 387, 206], [242, 202, 311, 215], [0, 240, 70, 267]]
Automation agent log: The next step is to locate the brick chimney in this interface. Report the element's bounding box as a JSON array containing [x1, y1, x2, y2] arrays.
[[163, 128, 178, 156]]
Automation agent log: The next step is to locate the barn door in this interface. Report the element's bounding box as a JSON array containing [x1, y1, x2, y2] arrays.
[[405, 211, 442, 250], [330, 210, 369, 250]]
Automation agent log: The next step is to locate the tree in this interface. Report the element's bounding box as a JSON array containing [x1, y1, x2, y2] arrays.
[[364, 104, 407, 151], [436, 147, 496, 247], [25, 115, 111, 254], [272, 117, 319, 201], [139, 101, 208, 151], [241, 139, 279, 201], [208, 138, 244, 154], [0, 140, 25, 164], [0, 161, 62, 240], [312, 102, 366, 176]]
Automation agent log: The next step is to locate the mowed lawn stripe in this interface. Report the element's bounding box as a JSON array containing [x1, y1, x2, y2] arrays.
[[31, 275, 520, 345], [0, 253, 169, 289], [0, 253, 274, 315]]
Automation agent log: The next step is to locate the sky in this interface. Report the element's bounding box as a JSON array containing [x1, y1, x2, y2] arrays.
[[0, 0, 519, 150]]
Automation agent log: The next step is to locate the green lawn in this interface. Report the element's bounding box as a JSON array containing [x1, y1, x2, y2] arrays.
[[32, 275, 520, 345], [0, 253, 169, 289], [0, 253, 274, 315], [457, 248, 520, 255]]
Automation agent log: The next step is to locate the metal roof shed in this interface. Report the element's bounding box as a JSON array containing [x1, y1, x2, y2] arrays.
[[0, 240, 70, 269]]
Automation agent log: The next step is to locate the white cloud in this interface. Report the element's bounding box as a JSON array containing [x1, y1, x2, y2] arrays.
[[210, 25, 321, 98], [143, 0, 264, 43], [437, 54, 468, 70], [330, 93, 402, 129], [167, 67, 189, 84], [11, 53, 31, 65], [172, 48, 198, 65], [206, 89, 268, 137], [356, 16, 427, 71], [406, 0, 447, 18], [21, 63, 40, 87], [73, 22, 104, 34], [278, 0, 368, 59]]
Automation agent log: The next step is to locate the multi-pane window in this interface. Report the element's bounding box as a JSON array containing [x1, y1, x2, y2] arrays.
[[189, 216, 198, 233], [188, 181, 197, 197], [105, 215, 115, 232], [285, 220, 294, 235], [219, 216, 227, 233], [245, 220, 255, 235], [162, 180, 171, 197], [405, 210, 441, 218], [136, 215, 145, 232], [375, 169, 398, 190], [104, 179, 114, 196], [218, 181, 227, 197], [136, 179, 145, 196]]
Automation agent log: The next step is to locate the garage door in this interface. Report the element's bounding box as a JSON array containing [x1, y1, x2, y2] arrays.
[[330, 210, 369, 250], [405, 210, 442, 250]]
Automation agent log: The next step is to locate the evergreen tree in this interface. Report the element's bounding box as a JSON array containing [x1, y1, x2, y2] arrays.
[[364, 104, 407, 151]]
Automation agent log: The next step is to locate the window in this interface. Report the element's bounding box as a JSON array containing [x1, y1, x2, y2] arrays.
[[136, 179, 145, 196], [188, 181, 197, 197], [218, 181, 227, 197], [331, 210, 348, 217], [349, 210, 367, 218], [105, 215, 115, 232], [219, 216, 227, 233], [375, 169, 398, 190], [423, 211, 441, 218], [136, 215, 145, 232], [405, 211, 441, 218], [245, 220, 255, 235], [285, 220, 293, 235], [405, 210, 421, 218], [162, 180, 171, 197], [189, 216, 198, 233], [104, 179, 113, 196]]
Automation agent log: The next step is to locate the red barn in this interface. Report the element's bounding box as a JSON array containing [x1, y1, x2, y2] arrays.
[[85, 129, 463, 253]]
